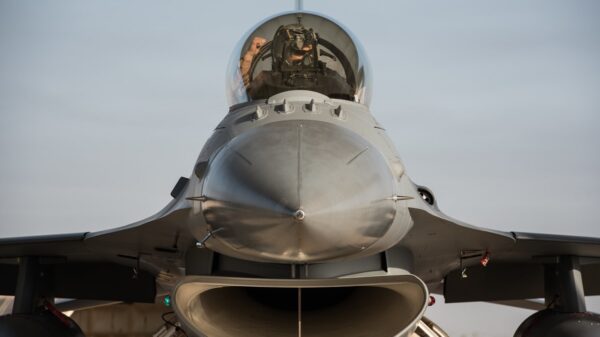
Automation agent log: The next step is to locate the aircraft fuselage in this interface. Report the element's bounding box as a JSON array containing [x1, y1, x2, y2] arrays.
[[188, 90, 414, 263]]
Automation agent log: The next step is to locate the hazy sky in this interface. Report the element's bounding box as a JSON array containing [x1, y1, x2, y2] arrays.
[[1, 1, 599, 336]]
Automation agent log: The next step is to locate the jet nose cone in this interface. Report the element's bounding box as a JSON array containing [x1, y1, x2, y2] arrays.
[[201, 120, 396, 262]]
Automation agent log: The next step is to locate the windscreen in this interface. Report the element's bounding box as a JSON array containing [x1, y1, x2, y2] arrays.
[[226, 12, 371, 107]]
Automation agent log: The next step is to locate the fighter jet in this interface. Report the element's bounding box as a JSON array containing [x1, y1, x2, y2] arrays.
[[1, 9, 599, 337]]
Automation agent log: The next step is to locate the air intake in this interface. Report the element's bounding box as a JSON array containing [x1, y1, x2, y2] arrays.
[[173, 275, 428, 337]]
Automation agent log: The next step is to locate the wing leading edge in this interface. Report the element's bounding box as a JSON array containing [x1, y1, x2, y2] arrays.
[[401, 206, 600, 308], [0, 190, 195, 304]]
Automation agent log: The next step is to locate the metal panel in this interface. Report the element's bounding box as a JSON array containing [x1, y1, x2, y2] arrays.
[[444, 263, 545, 303], [0, 262, 156, 303], [444, 262, 600, 303]]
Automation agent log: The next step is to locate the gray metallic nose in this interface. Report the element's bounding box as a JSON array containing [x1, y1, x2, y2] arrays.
[[201, 120, 396, 262]]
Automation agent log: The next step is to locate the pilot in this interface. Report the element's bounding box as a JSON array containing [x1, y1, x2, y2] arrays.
[[240, 22, 355, 102], [240, 36, 267, 86]]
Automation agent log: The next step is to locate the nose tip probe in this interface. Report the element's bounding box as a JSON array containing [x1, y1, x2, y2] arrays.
[[294, 209, 306, 221]]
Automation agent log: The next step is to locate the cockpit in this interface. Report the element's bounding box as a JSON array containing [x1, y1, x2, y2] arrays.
[[227, 12, 371, 107]]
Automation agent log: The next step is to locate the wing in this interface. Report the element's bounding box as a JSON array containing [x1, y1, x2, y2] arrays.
[[399, 186, 600, 307], [0, 177, 196, 303]]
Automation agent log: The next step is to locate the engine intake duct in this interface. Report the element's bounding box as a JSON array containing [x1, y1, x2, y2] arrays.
[[173, 275, 428, 337]]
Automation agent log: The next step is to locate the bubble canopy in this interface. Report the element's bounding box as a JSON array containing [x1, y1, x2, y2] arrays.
[[226, 12, 372, 107]]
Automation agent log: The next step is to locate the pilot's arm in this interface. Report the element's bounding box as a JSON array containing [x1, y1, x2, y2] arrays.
[[241, 37, 267, 85]]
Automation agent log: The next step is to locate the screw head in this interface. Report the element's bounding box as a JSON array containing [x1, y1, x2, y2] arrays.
[[294, 209, 306, 221]]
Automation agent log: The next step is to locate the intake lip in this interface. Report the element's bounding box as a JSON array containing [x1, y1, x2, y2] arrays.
[[173, 275, 429, 337]]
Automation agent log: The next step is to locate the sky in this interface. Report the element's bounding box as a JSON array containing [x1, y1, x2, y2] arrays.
[[1, 1, 599, 336]]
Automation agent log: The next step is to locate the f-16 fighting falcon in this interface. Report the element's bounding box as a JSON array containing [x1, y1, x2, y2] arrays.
[[1, 7, 599, 337]]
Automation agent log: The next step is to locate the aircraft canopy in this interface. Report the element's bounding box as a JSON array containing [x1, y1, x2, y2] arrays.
[[226, 12, 372, 107]]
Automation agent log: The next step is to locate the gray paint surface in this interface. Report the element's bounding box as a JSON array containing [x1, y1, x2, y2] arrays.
[[1, 1, 599, 336]]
